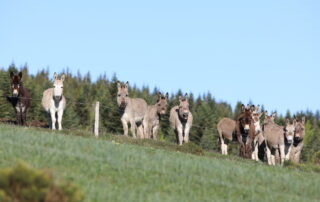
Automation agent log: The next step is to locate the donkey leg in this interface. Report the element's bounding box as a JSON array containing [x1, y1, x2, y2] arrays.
[[50, 109, 57, 130], [280, 144, 285, 166], [177, 125, 183, 145], [224, 144, 229, 155], [57, 110, 64, 130], [152, 125, 159, 140], [183, 125, 190, 143], [137, 125, 144, 139], [130, 120, 137, 138], [121, 118, 128, 136], [266, 146, 272, 165], [220, 137, 225, 155]]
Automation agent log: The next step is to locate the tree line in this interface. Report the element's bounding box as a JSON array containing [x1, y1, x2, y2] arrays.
[[0, 63, 319, 163]]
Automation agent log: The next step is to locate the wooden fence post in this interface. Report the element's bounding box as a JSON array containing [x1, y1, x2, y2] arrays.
[[94, 101, 100, 137]]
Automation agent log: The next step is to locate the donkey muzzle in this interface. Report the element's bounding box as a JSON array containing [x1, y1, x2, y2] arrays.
[[53, 96, 61, 102]]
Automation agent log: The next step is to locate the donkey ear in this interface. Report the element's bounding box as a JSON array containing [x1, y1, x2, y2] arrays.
[[158, 91, 162, 97], [286, 118, 290, 125], [301, 116, 306, 124], [250, 105, 255, 112], [272, 112, 277, 118], [165, 92, 169, 100], [241, 104, 245, 112], [185, 93, 188, 100], [10, 71, 14, 79], [293, 118, 297, 126], [125, 81, 129, 89], [18, 72, 23, 78], [61, 74, 66, 82], [117, 81, 121, 89], [256, 105, 260, 112], [178, 96, 182, 103], [53, 72, 58, 80]]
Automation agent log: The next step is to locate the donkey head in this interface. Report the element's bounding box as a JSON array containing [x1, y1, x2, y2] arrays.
[[284, 118, 296, 144], [117, 81, 129, 108], [264, 111, 277, 124], [52, 72, 65, 102], [156, 92, 169, 115], [294, 116, 305, 143], [239, 104, 253, 133], [251, 105, 262, 134], [10, 72, 23, 97], [178, 93, 190, 120]]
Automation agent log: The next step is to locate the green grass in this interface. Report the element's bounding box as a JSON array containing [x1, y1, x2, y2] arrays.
[[0, 124, 320, 202]]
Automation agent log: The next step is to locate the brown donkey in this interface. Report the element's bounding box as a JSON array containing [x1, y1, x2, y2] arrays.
[[235, 104, 256, 158], [7, 72, 31, 126]]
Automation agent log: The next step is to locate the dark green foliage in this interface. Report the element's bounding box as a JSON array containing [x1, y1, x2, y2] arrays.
[[0, 64, 320, 164], [0, 161, 84, 202]]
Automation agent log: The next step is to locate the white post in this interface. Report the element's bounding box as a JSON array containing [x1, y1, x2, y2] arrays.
[[94, 101, 100, 137]]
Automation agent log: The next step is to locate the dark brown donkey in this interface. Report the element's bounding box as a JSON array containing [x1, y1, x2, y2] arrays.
[[7, 72, 31, 125], [235, 104, 256, 158]]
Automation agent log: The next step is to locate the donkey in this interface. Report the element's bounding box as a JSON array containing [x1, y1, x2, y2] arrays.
[[217, 117, 236, 155], [263, 111, 286, 165], [117, 81, 148, 138], [251, 105, 264, 161], [235, 104, 256, 158], [143, 92, 169, 139], [169, 93, 193, 145], [41, 73, 66, 130], [290, 116, 305, 163], [284, 118, 296, 161], [7, 72, 31, 126]]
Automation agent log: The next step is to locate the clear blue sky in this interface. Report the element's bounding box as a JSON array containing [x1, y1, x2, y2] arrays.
[[1, 0, 319, 114]]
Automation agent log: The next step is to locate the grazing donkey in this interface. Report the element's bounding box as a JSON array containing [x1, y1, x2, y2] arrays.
[[117, 81, 148, 138], [7, 72, 31, 126], [169, 93, 193, 145], [217, 118, 236, 155], [263, 111, 286, 165], [251, 105, 264, 161], [143, 92, 169, 139], [290, 116, 305, 163], [284, 118, 296, 161], [42, 73, 66, 130], [235, 104, 256, 158]]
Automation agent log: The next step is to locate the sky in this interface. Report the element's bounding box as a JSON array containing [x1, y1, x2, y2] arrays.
[[0, 0, 319, 114]]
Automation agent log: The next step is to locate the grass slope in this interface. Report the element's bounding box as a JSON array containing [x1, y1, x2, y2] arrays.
[[0, 124, 319, 202]]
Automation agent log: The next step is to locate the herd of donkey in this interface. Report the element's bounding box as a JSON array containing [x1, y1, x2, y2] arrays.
[[6, 71, 305, 166]]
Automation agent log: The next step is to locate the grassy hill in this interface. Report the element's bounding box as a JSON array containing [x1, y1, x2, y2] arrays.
[[0, 124, 320, 202]]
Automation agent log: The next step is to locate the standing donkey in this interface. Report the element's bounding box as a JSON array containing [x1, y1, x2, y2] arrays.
[[284, 118, 296, 161], [263, 111, 286, 165], [42, 73, 66, 130], [7, 72, 31, 126], [117, 81, 148, 138], [169, 93, 193, 145], [217, 117, 236, 155], [251, 105, 264, 161], [143, 92, 169, 139], [290, 116, 305, 163], [235, 104, 256, 158]]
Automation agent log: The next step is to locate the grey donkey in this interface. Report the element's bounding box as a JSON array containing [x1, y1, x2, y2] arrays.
[[169, 93, 193, 145], [263, 111, 286, 165], [290, 116, 305, 163], [143, 92, 169, 139], [117, 81, 148, 138]]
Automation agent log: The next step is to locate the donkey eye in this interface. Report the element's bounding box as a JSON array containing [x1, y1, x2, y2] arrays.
[[61, 86, 63, 88], [125, 94, 128, 97], [118, 94, 121, 97]]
